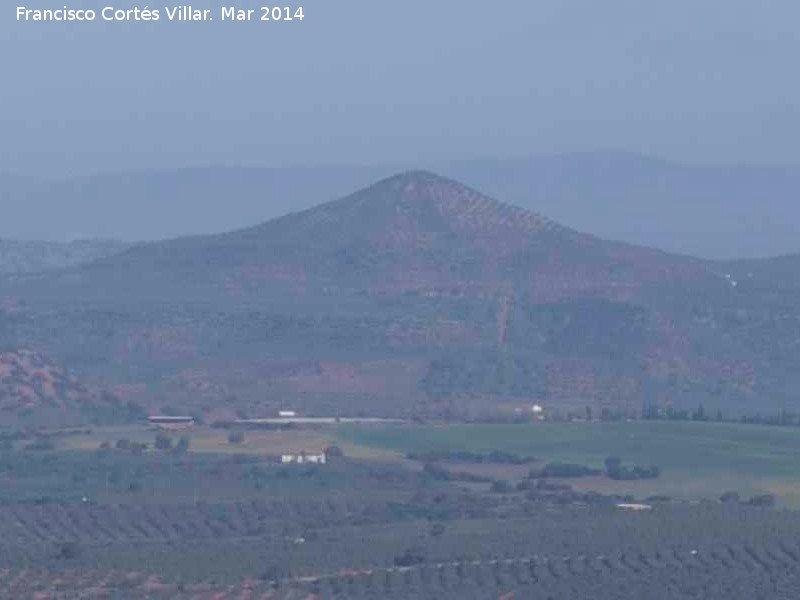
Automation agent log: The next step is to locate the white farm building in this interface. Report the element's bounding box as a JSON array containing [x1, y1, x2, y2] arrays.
[[281, 452, 326, 465]]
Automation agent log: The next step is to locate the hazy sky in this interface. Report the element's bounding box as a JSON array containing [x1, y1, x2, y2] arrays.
[[3, 0, 800, 176]]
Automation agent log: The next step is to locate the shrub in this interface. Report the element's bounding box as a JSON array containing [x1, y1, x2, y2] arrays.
[[748, 494, 776, 508], [155, 432, 173, 451], [324, 445, 344, 459], [24, 439, 54, 452], [57, 542, 81, 560], [583, 491, 615, 505], [720, 491, 741, 504], [608, 464, 661, 480], [532, 463, 601, 478], [604, 456, 623, 475], [421, 462, 450, 481], [644, 495, 672, 503], [175, 436, 191, 454], [259, 566, 285, 585], [491, 480, 514, 493], [604, 456, 662, 480], [394, 548, 426, 567]]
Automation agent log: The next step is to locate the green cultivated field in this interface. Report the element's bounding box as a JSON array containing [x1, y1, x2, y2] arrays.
[[335, 421, 800, 506]]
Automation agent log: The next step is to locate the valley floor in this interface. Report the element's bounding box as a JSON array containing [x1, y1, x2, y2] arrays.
[[1, 419, 799, 598]]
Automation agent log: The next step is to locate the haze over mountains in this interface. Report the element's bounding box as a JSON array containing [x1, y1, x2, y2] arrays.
[[1, 171, 799, 423], [2, 152, 799, 259], [0, 238, 131, 275]]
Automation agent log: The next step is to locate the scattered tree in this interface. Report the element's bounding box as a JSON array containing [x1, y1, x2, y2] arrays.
[[491, 480, 514, 493], [748, 494, 776, 508], [605, 456, 623, 475], [324, 445, 344, 459], [57, 542, 81, 560], [155, 432, 173, 451], [24, 439, 54, 452], [394, 548, 426, 567], [720, 491, 741, 504], [175, 436, 191, 455]]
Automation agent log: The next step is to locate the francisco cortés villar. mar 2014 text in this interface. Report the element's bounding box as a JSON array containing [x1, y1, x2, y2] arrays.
[[16, 6, 305, 22]]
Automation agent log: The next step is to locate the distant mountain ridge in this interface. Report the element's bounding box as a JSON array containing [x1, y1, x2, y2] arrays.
[[3, 152, 800, 258], [0, 238, 132, 274], [0, 171, 798, 421]]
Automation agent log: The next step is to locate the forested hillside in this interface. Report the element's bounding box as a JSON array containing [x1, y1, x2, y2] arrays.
[[1, 172, 798, 420]]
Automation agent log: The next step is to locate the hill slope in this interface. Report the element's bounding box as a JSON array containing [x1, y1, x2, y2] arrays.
[[0, 172, 797, 420], [446, 153, 800, 259], [59, 171, 710, 299]]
